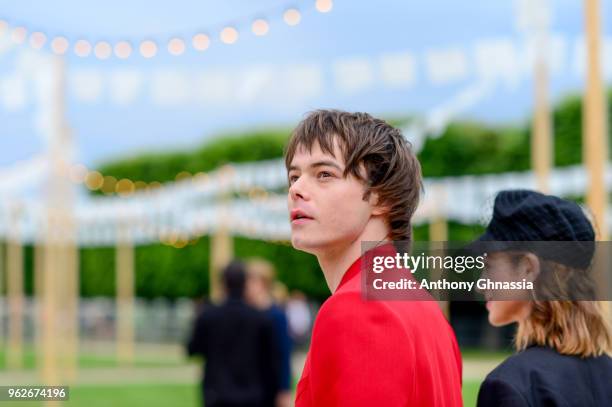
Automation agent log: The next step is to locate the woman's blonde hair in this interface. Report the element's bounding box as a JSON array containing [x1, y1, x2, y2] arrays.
[[516, 301, 612, 357], [514, 258, 612, 357]]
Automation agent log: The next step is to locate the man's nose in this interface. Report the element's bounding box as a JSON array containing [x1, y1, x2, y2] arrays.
[[289, 177, 308, 201]]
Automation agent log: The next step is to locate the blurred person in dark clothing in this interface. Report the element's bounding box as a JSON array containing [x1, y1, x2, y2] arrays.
[[187, 260, 280, 407], [285, 290, 312, 348], [246, 259, 293, 407]]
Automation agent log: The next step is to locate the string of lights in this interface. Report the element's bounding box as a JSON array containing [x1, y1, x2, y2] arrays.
[[65, 159, 285, 200], [75, 165, 210, 196], [0, 0, 333, 60]]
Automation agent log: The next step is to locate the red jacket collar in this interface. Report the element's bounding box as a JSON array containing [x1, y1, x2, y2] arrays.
[[336, 242, 397, 292]]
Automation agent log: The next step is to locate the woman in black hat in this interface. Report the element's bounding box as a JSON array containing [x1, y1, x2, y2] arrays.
[[474, 189, 612, 407]]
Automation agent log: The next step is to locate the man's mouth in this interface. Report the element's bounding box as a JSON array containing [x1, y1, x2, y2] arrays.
[[290, 209, 314, 223]]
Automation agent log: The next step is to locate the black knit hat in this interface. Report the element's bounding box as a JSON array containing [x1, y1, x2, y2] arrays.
[[471, 189, 595, 269]]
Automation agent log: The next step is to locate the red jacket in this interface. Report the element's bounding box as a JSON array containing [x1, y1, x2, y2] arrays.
[[295, 244, 463, 407]]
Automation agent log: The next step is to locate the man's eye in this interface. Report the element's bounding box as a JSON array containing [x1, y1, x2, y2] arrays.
[[289, 175, 299, 184], [318, 171, 332, 179]]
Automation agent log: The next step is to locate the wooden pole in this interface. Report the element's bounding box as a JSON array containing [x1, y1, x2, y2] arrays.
[[56, 239, 68, 377], [429, 185, 450, 320], [67, 243, 79, 380], [532, 53, 553, 193], [583, 0, 609, 240], [583, 0, 610, 322], [6, 206, 23, 369], [34, 244, 45, 368], [209, 172, 234, 303], [0, 240, 4, 348], [59, 235, 79, 381], [210, 225, 233, 303], [42, 217, 59, 386], [116, 231, 135, 365], [517, 0, 553, 192], [41, 54, 73, 392]]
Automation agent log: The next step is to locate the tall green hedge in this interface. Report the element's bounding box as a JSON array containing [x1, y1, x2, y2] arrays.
[[96, 129, 290, 186]]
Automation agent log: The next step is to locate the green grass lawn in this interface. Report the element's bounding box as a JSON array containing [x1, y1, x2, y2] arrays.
[[463, 379, 482, 407], [5, 381, 483, 407], [0, 348, 182, 369], [2, 384, 199, 407], [460, 347, 512, 360], [0, 346, 488, 406]]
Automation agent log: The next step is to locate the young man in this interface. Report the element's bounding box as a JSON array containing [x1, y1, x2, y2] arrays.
[[285, 110, 463, 406]]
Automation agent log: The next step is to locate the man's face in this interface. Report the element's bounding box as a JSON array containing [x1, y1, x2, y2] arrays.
[[287, 139, 376, 254]]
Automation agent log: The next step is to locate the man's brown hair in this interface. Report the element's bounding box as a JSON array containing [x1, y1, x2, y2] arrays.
[[284, 109, 422, 242]]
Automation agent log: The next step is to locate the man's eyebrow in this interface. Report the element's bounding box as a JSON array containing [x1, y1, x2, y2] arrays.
[[288, 160, 343, 172]]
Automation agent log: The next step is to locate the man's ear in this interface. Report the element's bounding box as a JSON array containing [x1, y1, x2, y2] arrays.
[[369, 191, 390, 216]]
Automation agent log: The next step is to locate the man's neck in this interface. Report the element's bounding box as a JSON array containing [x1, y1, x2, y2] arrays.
[[317, 241, 362, 293], [317, 220, 389, 293]]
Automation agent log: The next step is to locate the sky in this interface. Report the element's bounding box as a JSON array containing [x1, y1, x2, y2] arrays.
[[0, 0, 610, 168]]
